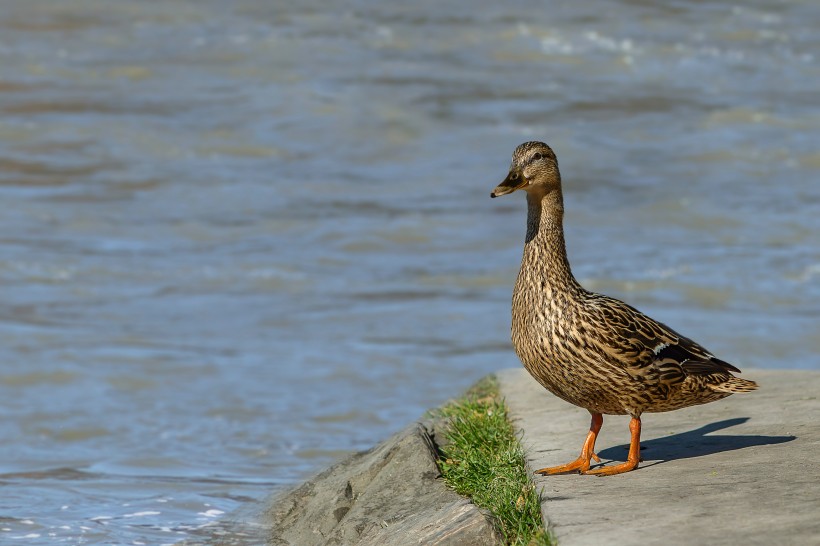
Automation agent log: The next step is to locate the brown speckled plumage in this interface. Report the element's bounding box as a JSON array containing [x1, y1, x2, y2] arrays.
[[491, 141, 757, 476]]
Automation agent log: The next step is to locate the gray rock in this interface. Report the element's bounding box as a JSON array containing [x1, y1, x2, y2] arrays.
[[266, 419, 501, 546]]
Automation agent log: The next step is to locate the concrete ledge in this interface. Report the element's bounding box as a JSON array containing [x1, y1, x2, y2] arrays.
[[266, 418, 500, 545], [497, 368, 820, 546]]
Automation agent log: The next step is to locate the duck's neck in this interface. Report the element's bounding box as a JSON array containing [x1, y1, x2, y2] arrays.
[[519, 190, 584, 296]]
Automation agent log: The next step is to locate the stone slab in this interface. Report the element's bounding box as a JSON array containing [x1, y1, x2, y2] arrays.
[[497, 368, 820, 546], [265, 419, 500, 546]]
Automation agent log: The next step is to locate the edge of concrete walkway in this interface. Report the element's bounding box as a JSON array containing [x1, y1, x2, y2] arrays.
[[496, 368, 820, 546]]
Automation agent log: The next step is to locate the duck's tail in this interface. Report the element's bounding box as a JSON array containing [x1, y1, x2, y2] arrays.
[[709, 376, 758, 393]]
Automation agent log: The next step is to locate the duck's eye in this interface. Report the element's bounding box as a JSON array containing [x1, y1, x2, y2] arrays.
[[532, 152, 543, 161]]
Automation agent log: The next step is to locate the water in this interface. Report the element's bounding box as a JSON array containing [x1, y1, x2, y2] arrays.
[[0, 0, 817, 543]]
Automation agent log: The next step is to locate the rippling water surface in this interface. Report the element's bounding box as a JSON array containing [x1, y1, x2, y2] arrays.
[[0, 0, 818, 543]]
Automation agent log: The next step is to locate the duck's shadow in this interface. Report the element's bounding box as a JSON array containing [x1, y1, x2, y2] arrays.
[[597, 417, 795, 466]]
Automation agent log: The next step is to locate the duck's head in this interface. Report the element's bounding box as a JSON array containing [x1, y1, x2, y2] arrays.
[[491, 141, 560, 198]]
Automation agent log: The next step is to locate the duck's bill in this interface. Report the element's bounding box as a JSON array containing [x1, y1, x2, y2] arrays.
[[490, 171, 527, 198]]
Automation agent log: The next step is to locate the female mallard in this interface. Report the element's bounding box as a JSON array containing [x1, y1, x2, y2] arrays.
[[491, 141, 757, 476]]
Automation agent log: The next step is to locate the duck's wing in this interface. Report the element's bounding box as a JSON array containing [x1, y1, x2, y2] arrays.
[[583, 293, 741, 385], [653, 336, 741, 376]]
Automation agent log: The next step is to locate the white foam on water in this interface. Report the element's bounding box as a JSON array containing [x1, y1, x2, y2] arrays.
[[197, 509, 224, 518], [122, 511, 161, 518]]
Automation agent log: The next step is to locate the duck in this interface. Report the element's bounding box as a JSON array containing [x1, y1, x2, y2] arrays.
[[491, 141, 757, 476]]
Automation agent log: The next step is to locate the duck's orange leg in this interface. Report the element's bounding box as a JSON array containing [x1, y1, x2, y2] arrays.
[[535, 412, 603, 475], [582, 416, 641, 476]]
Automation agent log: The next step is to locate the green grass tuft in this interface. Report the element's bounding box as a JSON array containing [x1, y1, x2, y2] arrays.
[[436, 376, 554, 546]]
